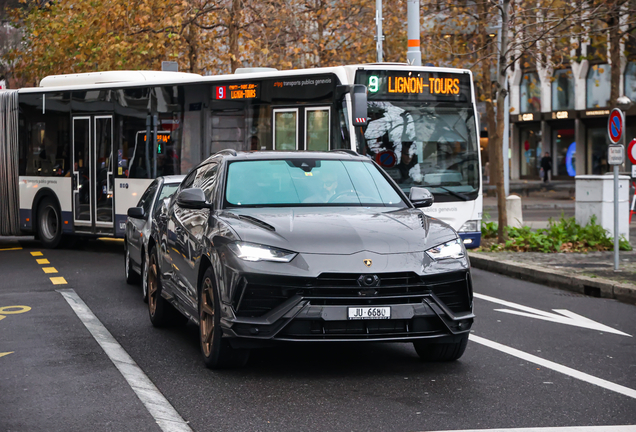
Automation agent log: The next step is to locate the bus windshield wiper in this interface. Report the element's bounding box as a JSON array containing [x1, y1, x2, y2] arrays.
[[437, 186, 470, 201]]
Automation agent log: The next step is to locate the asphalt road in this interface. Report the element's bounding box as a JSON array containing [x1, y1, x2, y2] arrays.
[[1, 236, 635, 432]]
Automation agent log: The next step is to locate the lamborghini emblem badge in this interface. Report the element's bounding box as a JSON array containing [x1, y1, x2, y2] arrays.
[[363, 259, 372, 267]]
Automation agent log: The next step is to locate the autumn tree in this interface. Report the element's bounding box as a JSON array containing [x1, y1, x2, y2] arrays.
[[420, 0, 604, 242]]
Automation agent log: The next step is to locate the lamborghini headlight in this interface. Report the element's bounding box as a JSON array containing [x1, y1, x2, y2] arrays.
[[425, 238, 465, 260], [228, 242, 297, 263]]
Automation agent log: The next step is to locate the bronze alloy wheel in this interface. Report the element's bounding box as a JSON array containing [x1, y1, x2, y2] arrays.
[[148, 252, 159, 316], [200, 277, 215, 357]]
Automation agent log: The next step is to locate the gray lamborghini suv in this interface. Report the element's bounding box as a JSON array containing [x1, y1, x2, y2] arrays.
[[147, 150, 474, 368]]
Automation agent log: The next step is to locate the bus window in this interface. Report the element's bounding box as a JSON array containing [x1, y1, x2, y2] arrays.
[[19, 92, 71, 177], [306, 107, 330, 151], [209, 109, 246, 155], [273, 109, 298, 150], [115, 88, 151, 179]]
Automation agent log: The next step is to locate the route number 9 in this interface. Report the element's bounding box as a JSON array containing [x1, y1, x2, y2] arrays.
[[216, 86, 227, 100], [368, 76, 379, 93]]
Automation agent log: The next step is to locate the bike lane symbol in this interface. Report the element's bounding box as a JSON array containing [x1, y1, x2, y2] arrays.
[[0, 305, 32, 358]]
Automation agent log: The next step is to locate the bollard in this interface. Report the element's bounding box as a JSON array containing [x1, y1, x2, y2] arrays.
[[506, 195, 523, 228]]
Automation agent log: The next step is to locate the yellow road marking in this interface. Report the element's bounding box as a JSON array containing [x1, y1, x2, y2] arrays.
[[0, 305, 31, 321], [97, 237, 124, 243], [0, 247, 22, 251], [31, 251, 43, 256], [50, 277, 67, 285], [0, 306, 31, 315], [36, 258, 50, 264], [0, 352, 14, 359], [42, 267, 58, 274]]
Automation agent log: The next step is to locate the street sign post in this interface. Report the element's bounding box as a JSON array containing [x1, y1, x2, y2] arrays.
[[607, 108, 625, 272]]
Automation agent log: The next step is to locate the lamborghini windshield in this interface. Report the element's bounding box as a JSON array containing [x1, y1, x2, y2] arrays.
[[225, 159, 406, 207]]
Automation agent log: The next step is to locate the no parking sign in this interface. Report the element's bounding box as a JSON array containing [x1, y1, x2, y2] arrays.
[[608, 108, 624, 144]]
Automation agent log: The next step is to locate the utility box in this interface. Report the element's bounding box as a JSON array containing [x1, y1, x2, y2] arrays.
[[575, 174, 630, 240]]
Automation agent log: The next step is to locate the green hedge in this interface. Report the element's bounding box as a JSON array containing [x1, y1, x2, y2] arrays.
[[481, 215, 632, 252]]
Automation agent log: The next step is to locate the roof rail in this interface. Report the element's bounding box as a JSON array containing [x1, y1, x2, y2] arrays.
[[217, 148, 238, 156], [330, 149, 359, 156]]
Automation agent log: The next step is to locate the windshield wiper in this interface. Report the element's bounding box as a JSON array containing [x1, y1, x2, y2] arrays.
[[436, 186, 470, 201]]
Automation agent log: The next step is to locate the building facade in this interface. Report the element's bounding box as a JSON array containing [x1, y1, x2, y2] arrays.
[[509, 45, 636, 180]]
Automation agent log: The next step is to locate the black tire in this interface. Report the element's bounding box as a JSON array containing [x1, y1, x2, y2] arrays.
[[147, 246, 181, 327], [124, 241, 141, 285], [37, 197, 63, 249], [413, 334, 469, 362], [199, 267, 249, 369]]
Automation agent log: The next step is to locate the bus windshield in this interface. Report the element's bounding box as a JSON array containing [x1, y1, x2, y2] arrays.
[[360, 102, 479, 201]]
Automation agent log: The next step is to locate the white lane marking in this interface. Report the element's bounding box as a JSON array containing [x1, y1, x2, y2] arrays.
[[474, 293, 631, 337], [425, 426, 636, 432], [58, 289, 192, 432], [470, 334, 636, 400]]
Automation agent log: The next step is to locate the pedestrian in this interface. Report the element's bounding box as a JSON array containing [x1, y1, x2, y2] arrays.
[[540, 152, 552, 183]]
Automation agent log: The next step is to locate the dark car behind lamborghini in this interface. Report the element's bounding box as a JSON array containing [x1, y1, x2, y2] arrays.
[[147, 150, 474, 368]]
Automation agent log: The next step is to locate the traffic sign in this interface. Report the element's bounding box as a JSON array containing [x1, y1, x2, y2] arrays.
[[608, 145, 624, 165], [374, 150, 396, 168], [629, 138, 636, 165], [608, 108, 624, 144]]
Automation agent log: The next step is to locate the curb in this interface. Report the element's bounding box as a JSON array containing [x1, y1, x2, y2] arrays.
[[469, 252, 636, 305], [483, 203, 575, 211]]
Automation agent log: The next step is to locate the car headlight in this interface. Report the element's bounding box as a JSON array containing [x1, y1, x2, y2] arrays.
[[228, 242, 297, 263], [426, 238, 465, 260], [458, 220, 480, 232]]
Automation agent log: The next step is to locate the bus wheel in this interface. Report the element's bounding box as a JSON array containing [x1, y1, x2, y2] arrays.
[[38, 197, 63, 249]]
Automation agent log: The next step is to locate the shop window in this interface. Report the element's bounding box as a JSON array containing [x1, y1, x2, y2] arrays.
[[520, 72, 541, 113], [625, 61, 636, 102], [552, 69, 574, 110], [520, 127, 542, 178], [553, 129, 576, 177], [586, 64, 611, 108], [587, 128, 608, 175]]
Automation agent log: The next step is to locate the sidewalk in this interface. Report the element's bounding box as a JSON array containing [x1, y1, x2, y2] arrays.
[[483, 180, 575, 211], [469, 251, 636, 305], [476, 180, 636, 304]]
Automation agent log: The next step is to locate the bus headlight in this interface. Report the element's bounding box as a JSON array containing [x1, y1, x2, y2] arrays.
[[426, 238, 465, 260], [458, 220, 480, 232]]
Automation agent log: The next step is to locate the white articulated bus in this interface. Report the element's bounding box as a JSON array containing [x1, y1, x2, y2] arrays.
[[0, 64, 482, 248]]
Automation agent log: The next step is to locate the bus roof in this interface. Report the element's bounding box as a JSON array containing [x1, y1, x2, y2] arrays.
[[19, 64, 472, 94], [39, 70, 202, 88]]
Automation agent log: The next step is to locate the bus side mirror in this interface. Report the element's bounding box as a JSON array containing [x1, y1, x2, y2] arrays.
[[351, 84, 368, 127]]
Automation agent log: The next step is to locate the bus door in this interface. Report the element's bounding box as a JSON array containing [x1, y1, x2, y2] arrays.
[[273, 107, 330, 151], [72, 115, 114, 232]]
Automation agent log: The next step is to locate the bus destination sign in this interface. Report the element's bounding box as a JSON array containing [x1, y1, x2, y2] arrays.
[[215, 83, 259, 100], [357, 70, 471, 103]]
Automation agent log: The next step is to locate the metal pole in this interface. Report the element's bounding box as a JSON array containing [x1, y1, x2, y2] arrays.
[[152, 114, 158, 179], [614, 162, 619, 271], [376, 0, 383, 63], [406, 0, 421, 66], [503, 80, 510, 197]]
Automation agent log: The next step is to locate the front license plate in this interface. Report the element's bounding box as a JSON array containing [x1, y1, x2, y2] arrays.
[[348, 307, 391, 320]]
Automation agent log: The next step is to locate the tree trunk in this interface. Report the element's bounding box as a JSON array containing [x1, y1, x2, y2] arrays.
[[494, 0, 511, 243], [228, 0, 242, 72], [185, 25, 199, 74], [608, 0, 621, 106]]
